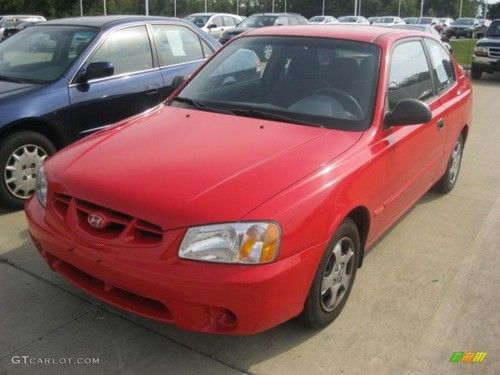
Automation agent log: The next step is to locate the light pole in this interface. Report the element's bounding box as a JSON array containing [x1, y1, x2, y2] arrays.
[[205, 0, 208, 13], [272, 0, 275, 13], [145, 0, 149, 16], [284, 0, 287, 12], [80, 0, 83, 17], [174, 0, 177, 17], [236, 0, 239, 15], [398, 0, 402, 17], [359, 0, 362, 15], [354, 0, 357, 16], [322, 0, 326, 16], [459, 0, 463, 18], [103, 0, 107, 16], [420, 0, 424, 17]]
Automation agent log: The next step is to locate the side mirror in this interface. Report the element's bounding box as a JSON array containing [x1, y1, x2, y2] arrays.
[[75, 61, 114, 84], [171, 75, 185, 90], [207, 24, 217, 29], [385, 99, 432, 127]]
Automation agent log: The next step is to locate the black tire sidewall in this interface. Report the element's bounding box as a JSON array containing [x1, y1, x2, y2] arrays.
[[0, 131, 55, 209], [301, 218, 360, 328]]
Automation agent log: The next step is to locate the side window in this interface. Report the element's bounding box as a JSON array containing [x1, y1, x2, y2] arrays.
[[289, 16, 300, 25], [212, 16, 224, 27], [223, 16, 235, 27], [276, 17, 289, 26], [424, 38, 455, 92], [87, 26, 153, 76], [151, 25, 204, 66], [388, 40, 434, 110]]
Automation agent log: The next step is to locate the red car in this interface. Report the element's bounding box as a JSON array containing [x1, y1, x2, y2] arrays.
[[25, 26, 472, 335]]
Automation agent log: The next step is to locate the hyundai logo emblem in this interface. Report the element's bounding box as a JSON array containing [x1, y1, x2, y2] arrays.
[[87, 213, 106, 229]]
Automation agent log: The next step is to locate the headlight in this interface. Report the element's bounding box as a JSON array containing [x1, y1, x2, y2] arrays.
[[35, 165, 47, 207], [474, 46, 488, 56], [179, 222, 281, 264]]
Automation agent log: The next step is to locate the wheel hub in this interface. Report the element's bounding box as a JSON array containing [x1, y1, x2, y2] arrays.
[[4, 144, 48, 199]]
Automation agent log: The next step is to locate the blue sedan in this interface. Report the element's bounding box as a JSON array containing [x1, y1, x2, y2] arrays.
[[0, 16, 220, 208]]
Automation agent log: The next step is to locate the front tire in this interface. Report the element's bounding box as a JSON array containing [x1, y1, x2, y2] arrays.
[[471, 66, 482, 80], [299, 218, 360, 329], [0, 131, 55, 209], [433, 134, 464, 194]]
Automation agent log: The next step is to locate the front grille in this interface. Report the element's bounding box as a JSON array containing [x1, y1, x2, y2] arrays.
[[488, 47, 500, 58], [52, 193, 164, 245]]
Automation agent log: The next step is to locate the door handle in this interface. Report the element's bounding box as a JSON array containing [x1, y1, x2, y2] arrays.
[[436, 119, 445, 129]]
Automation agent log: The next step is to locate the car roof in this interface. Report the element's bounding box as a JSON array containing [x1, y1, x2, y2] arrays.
[[246, 24, 421, 43], [44, 15, 178, 28]]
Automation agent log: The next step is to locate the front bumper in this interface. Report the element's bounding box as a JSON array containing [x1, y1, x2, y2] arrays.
[[25, 198, 324, 335], [472, 55, 500, 73]]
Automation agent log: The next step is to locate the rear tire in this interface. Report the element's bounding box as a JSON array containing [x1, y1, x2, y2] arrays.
[[0, 131, 55, 210], [299, 218, 360, 329], [433, 134, 464, 194]]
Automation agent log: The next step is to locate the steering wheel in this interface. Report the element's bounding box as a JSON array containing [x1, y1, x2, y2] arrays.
[[313, 87, 364, 119]]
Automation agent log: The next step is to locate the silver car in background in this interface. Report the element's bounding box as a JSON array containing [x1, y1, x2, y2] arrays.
[[185, 13, 243, 40]]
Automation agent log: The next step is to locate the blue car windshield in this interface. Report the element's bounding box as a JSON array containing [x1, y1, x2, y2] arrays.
[[0, 25, 97, 84]]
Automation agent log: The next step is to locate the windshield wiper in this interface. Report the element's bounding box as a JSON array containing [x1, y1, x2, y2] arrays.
[[171, 97, 234, 115], [231, 108, 325, 128]]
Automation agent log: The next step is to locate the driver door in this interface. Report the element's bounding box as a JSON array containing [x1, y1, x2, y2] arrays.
[[67, 25, 163, 137]]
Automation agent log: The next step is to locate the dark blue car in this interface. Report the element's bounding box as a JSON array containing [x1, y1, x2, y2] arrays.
[[0, 16, 220, 208]]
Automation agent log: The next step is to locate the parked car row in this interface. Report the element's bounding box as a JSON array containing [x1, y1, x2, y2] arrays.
[[23, 20, 472, 335]]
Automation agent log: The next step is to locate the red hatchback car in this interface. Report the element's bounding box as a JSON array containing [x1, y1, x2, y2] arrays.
[[25, 26, 472, 335]]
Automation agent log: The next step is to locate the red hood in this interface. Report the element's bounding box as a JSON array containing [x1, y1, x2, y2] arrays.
[[47, 106, 362, 229]]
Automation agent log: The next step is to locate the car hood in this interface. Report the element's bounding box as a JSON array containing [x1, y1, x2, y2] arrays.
[[47, 106, 363, 230], [0, 80, 37, 100], [477, 36, 500, 47]]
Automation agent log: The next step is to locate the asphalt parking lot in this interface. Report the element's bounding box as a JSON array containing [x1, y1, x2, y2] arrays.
[[1, 73, 499, 375]]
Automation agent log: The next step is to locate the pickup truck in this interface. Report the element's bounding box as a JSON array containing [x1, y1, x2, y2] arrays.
[[471, 19, 500, 79]]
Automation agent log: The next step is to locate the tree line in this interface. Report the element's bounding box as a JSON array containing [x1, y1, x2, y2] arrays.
[[0, 0, 492, 20]]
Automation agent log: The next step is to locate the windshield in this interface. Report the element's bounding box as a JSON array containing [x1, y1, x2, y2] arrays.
[[0, 25, 97, 84], [173, 36, 380, 131], [454, 18, 474, 26], [185, 15, 210, 28], [381, 18, 395, 23], [309, 16, 325, 22], [339, 17, 357, 23], [238, 15, 278, 28], [487, 21, 500, 36], [415, 18, 433, 24]]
